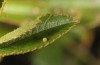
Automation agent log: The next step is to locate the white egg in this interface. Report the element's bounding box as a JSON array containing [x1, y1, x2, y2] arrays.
[[43, 37, 47, 42]]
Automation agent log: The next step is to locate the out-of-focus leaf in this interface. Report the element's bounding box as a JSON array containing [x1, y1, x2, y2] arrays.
[[0, 0, 3, 8], [33, 43, 65, 65], [0, 23, 16, 37], [1, 0, 99, 26], [0, 0, 49, 25], [0, 14, 78, 57], [81, 8, 100, 28], [0, 0, 5, 15]]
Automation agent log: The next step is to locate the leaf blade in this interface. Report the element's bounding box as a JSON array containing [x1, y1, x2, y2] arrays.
[[0, 14, 77, 47], [0, 14, 78, 57]]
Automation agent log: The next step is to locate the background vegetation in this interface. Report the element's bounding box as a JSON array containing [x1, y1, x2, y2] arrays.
[[0, 0, 100, 65]]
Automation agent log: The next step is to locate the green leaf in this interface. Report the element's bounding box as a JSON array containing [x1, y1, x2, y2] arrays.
[[0, 0, 49, 25], [0, 14, 76, 47], [0, 14, 78, 57], [0, 0, 3, 8], [0, 0, 5, 14], [33, 43, 65, 65]]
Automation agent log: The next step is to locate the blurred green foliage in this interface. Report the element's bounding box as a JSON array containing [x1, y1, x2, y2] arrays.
[[0, 0, 100, 65]]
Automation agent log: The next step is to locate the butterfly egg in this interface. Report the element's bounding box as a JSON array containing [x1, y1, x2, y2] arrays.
[[43, 37, 47, 42]]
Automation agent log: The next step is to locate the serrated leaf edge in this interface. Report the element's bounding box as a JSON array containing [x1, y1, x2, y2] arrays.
[[0, 24, 77, 57]]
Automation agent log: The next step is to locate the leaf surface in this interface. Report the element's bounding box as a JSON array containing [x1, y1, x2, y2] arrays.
[[0, 14, 78, 57]]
